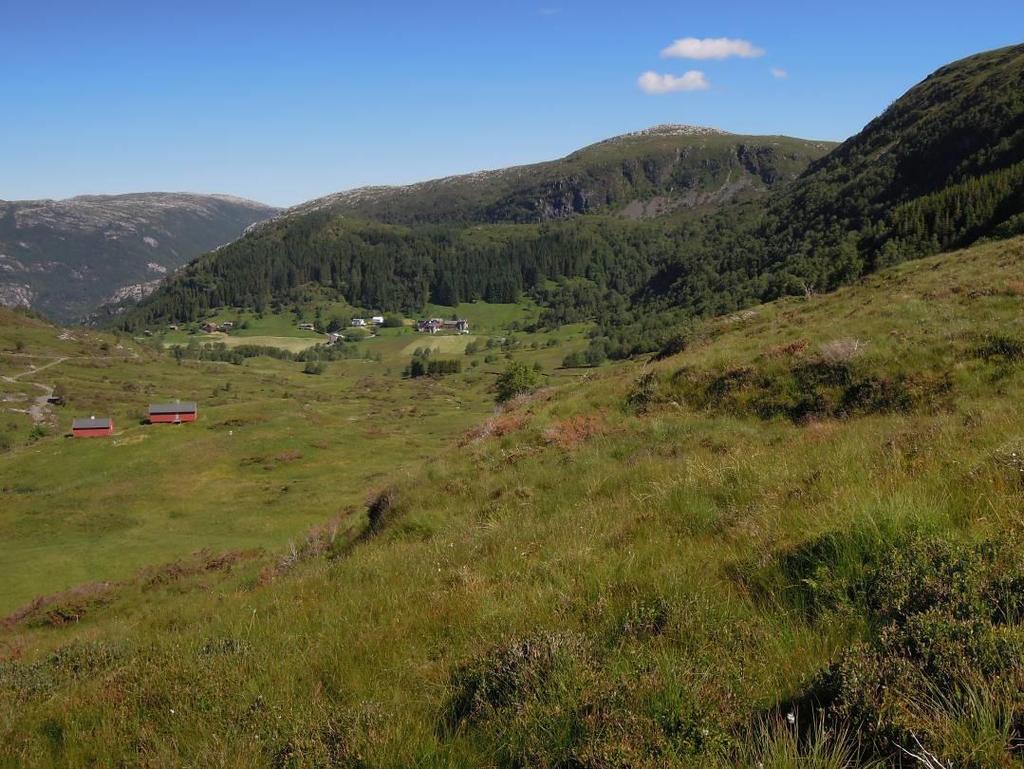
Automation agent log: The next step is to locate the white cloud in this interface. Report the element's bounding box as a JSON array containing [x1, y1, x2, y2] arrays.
[[637, 70, 710, 94], [661, 37, 764, 60], [770, 67, 788, 79]]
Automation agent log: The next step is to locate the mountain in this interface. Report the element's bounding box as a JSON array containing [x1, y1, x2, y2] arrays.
[[756, 42, 1024, 285], [0, 193, 279, 322], [117, 129, 834, 329], [123, 45, 1024, 358], [279, 125, 835, 225]]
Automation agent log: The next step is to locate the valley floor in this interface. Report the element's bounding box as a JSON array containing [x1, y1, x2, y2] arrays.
[[1, 237, 1024, 767]]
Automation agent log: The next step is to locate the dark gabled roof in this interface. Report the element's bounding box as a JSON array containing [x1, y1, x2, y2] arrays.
[[72, 417, 111, 430], [149, 402, 198, 415]]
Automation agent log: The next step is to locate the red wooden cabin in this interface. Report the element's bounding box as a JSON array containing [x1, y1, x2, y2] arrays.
[[148, 401, 198, 424], [72, 416, 114, 438]]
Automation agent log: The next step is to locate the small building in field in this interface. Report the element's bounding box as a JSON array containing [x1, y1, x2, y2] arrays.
[[351, 318, 367, 327], [72, 416, 114, 438], [298, 322, 316, 331], [220, 321, 234, 330], [201, 322, 220, 333], [370, 315, 385, 325], [148, 401, 198, 424]]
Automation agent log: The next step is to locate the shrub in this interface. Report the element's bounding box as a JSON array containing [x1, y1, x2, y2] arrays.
[[973, 333, 1024, 363], [366, 487, 399, 535], [495, 361, 541, 403], [303, 359, 326, 375], [405, 357, 427, 378], [561, 351, 586, 368], [544, 415, 607, 450], [655, 333, 688, 361], [793, 534, 1024, 760], [624, 371, 661, 414], [426, 358, 462, 376], [443, 633, 588, 732]]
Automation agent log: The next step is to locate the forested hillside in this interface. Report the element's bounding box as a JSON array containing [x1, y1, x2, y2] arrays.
[[123, 45, 1024, 362], [754, 43, 1024, 286]]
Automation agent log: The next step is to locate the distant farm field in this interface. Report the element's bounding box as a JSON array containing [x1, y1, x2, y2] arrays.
[[212, 334, 324, 352], [400, 334, 478, 356], [162, 333, 323, 353]]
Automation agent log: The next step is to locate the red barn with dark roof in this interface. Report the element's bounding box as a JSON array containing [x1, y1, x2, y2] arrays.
[[148, 401, 198, 424], [72, 417, 114, 438]]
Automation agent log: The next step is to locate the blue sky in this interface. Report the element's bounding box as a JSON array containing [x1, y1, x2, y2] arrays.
[[1, 1, 1020, 207]]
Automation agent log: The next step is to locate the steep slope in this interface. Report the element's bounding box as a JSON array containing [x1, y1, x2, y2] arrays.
[[282, 125, 835, 225], [3, 236, 1024, 766], [761, 43, 1024, 282], [0, 193, 279, 322]]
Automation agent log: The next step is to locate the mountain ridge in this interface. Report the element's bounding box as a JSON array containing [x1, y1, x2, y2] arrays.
[[275, 126, 835, 225], [0, 192, 279, 322]]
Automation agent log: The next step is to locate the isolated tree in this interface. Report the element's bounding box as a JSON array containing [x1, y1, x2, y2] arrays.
[[495, 361, 541, 403]]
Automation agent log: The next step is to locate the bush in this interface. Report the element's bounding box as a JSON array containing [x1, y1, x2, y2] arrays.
[[495, 361, 541, 403], [973, 333, 1024, 363], [382, 314, 404, 328], [666, 357, 952, 423], [791, 534, 1024, 760], [655, 333, 688, 361], [624, 371, 661, 414], [444, 633, 588, 731], [561, 351, 586, 368], [428, 359, 462, 376], [405, 357, 462, 378], [303, 359, 326, 375], [366, 487, 399, 535]]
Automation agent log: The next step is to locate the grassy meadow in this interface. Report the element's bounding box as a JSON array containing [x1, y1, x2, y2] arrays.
[[0, 303, 592, 613], [1, 238, 1023, 766]]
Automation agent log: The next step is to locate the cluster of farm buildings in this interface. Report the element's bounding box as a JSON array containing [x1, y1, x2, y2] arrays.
[[187, 315, 471, 337], [416, 318, 470, 334], [71, 401, 198, 438]]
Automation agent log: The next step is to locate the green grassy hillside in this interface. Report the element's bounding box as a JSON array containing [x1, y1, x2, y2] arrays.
[[2, 236, 1023, 766], [0, 303, 592, 613]]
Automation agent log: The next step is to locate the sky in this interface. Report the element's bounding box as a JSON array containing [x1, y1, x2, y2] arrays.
[[1, 1, 1021, 207]]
